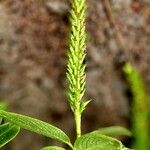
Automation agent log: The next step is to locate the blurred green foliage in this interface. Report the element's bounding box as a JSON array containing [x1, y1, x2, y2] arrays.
[[123, 63, 149, 150]]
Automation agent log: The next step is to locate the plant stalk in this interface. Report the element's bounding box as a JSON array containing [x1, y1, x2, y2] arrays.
[[75, 110, 81, 138]]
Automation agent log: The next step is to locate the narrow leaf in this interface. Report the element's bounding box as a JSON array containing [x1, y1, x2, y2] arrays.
[[41, 146, 65, 150], [74, 132, 128, 150], [0, 110, 72, 148], [91, 126, 132, 137], [80, 100, 91, 113], [0, 123, 20, 148]]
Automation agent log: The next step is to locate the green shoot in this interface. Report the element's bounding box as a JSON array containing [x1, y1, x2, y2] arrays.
[[123, 63, 149, 150]]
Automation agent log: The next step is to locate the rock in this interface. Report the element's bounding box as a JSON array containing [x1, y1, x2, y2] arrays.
[[46, 0, 69, 15]]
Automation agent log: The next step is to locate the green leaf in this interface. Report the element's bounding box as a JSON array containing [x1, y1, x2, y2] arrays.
[[0, 101, 8, 124], [0, 110, 72, 148], [74, 132, 128, 150], [80, 100, 91, 113], [91, 126, 132, 137], [0, 123, 20, 148], [0, 123, 11, 133], [41, 146, 65, 150]]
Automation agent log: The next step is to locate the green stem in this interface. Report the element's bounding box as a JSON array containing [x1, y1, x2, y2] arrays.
[[68, 143, 74, 150], [75, 110, 81, 138], [123, 63, 149, 150]]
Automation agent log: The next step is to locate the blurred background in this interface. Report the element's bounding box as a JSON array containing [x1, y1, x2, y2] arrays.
[[0, 0, 149, 149]]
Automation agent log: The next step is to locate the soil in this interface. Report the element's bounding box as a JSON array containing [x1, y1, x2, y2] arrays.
[[0, 0, 149, 149]]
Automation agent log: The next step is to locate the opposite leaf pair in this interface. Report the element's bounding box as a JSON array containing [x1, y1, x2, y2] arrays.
[[0, 110, 131, 150]]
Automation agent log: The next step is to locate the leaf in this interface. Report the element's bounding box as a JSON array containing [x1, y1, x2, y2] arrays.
[[91, 126, 132, 137], [80, 100, 91, 113], [0, 123, 11, 133], [0, 110, 72, 148], [41, 146, 65, 150], [0, 101, 8, 124], [0, 123, 20, 148], [74, 132, 128, 150]]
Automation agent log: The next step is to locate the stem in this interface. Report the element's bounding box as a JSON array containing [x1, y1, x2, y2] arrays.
[[123, 63, 149, 150], [68, 143, 74, 150], [75, 110, 81, 138]]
